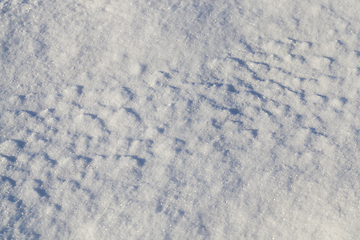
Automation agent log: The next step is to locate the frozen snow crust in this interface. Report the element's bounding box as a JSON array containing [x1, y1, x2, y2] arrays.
[[1, 0, 360, 239]]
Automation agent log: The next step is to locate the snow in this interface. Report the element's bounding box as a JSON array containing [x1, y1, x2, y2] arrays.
[[1, 0, 360, 239]]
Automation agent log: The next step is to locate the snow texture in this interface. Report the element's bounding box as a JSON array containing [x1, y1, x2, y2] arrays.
[[1, 0, 360, 239]]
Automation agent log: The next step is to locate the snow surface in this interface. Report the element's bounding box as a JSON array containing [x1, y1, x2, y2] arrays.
[[1, 0, 360, 239]]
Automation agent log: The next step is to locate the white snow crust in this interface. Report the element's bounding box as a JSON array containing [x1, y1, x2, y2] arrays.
[[1, 0, 360, 239]]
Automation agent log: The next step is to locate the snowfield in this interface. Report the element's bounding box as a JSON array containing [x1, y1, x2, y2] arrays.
[[1, 0, 360, 239]]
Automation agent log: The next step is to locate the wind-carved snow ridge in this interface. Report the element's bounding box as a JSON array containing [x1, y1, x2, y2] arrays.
[[1, 0, 360, 239]]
